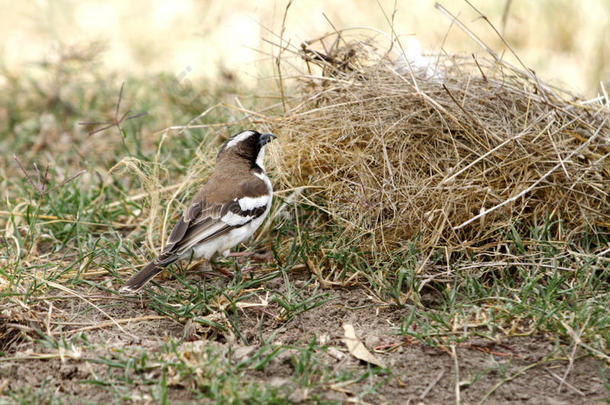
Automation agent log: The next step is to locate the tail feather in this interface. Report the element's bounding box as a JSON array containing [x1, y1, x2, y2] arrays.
[[120, 261, 165, 294]]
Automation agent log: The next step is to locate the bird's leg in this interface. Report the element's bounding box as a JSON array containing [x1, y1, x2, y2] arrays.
[[182, 258, 228, 279], [209, 254, 234, 277], [226, 251, 252, 258], [185, 258, 209, 273], [231, 249, 273, 263]]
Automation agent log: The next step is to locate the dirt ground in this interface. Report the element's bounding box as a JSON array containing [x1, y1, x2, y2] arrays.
[[1, 270, 607, 404]]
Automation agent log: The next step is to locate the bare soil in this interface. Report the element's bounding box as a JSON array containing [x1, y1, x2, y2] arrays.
[[1, 271, 607, 404]]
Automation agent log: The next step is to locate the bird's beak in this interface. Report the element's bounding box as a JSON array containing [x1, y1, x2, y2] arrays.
[[259, 133, 277, 146]]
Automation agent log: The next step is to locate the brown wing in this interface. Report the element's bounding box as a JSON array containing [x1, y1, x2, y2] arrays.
[[121, 170, 272, 293], [153, 177, 270, 265]]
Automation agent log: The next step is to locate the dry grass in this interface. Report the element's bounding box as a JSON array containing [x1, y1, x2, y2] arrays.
[[1, 9, 609, 403], [263, 29, 609, 256]]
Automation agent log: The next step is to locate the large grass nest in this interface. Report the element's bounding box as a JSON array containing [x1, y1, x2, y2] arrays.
[[266, 32, 609, 254]]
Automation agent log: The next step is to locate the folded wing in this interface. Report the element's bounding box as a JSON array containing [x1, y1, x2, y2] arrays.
[[120, 177, 271, 293]]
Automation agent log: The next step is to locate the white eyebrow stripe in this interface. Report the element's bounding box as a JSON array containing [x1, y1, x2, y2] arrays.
[[238, 195, 270, 211], [225, 130, 255, 149]]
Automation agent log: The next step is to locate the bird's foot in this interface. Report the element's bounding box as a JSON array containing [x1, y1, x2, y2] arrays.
[[226, 250, 273, 262], [186, 259, 208, 272], [209, 259, 234, 277], [226, 251, 252, 258]]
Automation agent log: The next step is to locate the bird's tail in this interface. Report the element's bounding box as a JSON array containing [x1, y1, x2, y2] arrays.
[[120, 260, 164, 294]]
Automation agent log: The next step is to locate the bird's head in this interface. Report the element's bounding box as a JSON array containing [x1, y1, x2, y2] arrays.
[[217, 130, 277, 171]]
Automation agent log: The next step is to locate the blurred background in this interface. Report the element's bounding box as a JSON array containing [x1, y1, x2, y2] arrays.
[[1, 0, 609, 97]]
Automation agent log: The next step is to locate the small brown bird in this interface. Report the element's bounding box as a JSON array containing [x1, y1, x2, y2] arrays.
[[120, 130, 277, 293]]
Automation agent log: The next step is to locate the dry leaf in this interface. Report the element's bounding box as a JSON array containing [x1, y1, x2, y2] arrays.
[[342, 323, 385, 368]]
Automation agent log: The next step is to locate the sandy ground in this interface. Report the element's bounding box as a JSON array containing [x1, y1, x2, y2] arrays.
[[2, 269, 606, 404]]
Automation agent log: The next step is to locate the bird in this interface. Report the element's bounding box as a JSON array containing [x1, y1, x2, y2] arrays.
[[120, 130, 277, 293]]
